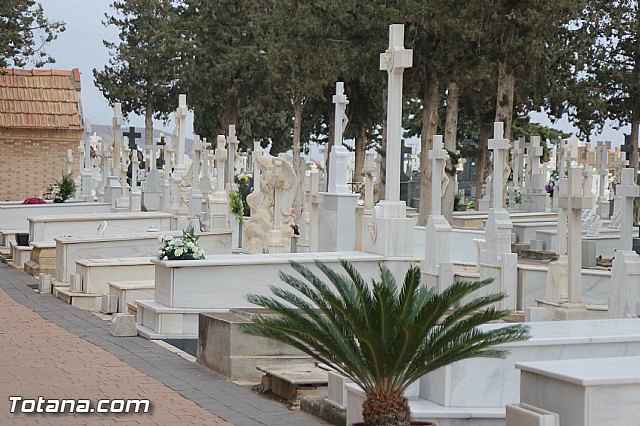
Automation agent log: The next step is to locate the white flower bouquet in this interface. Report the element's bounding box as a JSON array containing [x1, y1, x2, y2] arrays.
[[157, 229, 205, 260]]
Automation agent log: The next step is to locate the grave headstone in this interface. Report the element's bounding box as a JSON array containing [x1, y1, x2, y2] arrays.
[[190, 135, 204, 217], [226, 125, 238, 191], [555, 167, 591, 320], [609, 167, 640, 318], [363, 24, 414, 257], [328, 82, 350, 194], [596, 141, 610, 218], [173, 94, 188, 176], [142, 136, 163, 211]]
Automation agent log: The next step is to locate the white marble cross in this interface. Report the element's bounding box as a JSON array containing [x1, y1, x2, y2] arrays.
[[174, 94, 188, 172], [111, 103, 123, 175], [529, 135, 543, 190], [613, 151, 629, 184], [596, 142, 608, 175], [83, 119, 92, 170], [304, 168, 322, 252], [333, 82, 349, 148], [513, 137, 525, 189], [226, 125, 238, 190], [429, 135, 448, 216], [566, 167, 593, 303], [192, 135, 204, 189], [488, 122, 510, 209], [617, 168, 639, 251], [379, 24, 412, 202], [131, 147, 139, 188], [66, 148, 73, 174], [253, 140, 262, 192], [215, 135, 227, 191], [362, 153, 376, 213]]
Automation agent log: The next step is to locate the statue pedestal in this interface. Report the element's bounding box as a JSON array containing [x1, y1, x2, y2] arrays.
[[318, 192, 359, 252], [362, 200, 413, 257]]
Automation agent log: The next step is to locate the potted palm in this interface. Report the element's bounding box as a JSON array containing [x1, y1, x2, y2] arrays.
[[242, 260, 530, 426]]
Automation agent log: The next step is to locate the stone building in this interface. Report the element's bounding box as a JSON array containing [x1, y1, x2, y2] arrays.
[[0, 68, 83, 201]]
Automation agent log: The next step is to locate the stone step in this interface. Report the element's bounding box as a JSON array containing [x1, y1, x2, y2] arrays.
[[53, 286, 101, 310]]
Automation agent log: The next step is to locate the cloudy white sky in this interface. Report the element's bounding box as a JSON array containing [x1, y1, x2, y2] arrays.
[[37, 0, 628, 146]]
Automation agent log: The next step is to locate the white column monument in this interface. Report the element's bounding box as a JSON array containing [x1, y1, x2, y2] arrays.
[[363, 24, 414, 257], [189, 135, 204, 217], [226, 125, 238, 191], [173, 94, 188, 177], [609, 168, 640, 318], [205, 135, 229, 231], [298, 167, 323, 253], [80, 119, 94, 202], [318, 82, 360, 252], [328, 82, 350, 193], [422, 135, 454, 291], [142, 136, 163, 211], [523, 135, 546, 211], [595, 141, 610, 218], [105, 104, 123, 205], [129, 145, 142, 212]]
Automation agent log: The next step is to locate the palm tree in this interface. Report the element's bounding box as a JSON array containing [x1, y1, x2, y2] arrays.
[[242, 260, 530, 426]]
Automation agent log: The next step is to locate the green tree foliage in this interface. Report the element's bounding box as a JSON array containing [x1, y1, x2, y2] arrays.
[[0, 0, 65, 68], [243, 260, 530, 426], [93, 0, 185, 147]]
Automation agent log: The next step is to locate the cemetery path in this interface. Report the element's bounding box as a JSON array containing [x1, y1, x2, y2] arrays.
[[0, 263, 329, 426]]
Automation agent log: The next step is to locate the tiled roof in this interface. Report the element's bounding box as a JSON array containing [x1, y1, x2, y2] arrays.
[[0, 68, 82, 129]]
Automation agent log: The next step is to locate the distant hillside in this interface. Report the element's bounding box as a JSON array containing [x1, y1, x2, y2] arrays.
[[91, 124, 194, 153]]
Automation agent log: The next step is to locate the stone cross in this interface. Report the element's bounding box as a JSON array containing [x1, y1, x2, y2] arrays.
[[123, 126, 141, 150], [362, 153, 376, 213], [191, 135, 204, 190], [617, 168, 639, 251], [582, 164, 595, 197], [253, 141, 262, 192], [215, 135, 227, 191], [305, 168, 322, 252], [226, 125, 238, 190], [565, 167, 593, 304], [174, 94, 188, 172], [379, 24, 412, 202], [112, 103, 123, 174], [556, 177, 569, 255], [83, 119, 92, 169], [529, 136, 543, 189], [66, 148, 73, 174], [333, 82, 349, 149], [513, 137, 525, 189], [613, 151, 628, 184], [131, 146, 139, 188], [429, 135, 448, 216], [488, 122, 510, 209], [148, 136, 160, 171]]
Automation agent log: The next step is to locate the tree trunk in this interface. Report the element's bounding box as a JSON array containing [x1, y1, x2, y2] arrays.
[[362, 391, 411, 426], [145, 97, 153, 149], [443, 81, 460, 223], [292, 96, 304, 219], [631, 111, 639, 182], [354, 126, 367, 185], [475, 123, 491, 206], [494, 60, 515, 140], [324, 109, 335, 192], [417, 75, 440, 226]]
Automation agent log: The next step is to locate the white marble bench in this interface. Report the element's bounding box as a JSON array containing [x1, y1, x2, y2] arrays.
[[54, 230, 232, 284], [345, 319, 640, 426], [517, 356, 640, 426]]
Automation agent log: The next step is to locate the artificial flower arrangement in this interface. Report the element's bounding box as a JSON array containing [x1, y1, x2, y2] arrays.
[[22, 197, 46, 205], [157, 229, 205, 260]]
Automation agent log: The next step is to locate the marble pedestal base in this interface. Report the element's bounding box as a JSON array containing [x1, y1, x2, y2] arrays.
[[554, 302, 589, 320], [362, 200, 414, 257], [142, 191, 162, 211], [422, 215, 454, 292], [317, 192, 359, 252]]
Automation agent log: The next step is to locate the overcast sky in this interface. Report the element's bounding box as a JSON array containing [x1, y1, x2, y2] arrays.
[[37, 0, 627, 147]]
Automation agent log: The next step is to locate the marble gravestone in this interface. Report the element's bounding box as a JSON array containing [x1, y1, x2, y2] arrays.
[[318, 82, 359, 252], [363, 24, 414, 257], [421, 135, 453, 292], [609, 167, 640, 319]]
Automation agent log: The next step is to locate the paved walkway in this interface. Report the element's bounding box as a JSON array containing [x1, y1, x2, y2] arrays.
[[0, 263, 327, 425]]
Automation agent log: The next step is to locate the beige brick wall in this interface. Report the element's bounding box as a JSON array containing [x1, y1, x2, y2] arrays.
[[0, 130, 82, 201]]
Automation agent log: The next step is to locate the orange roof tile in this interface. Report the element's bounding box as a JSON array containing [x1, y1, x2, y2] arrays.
[[0, 68, 82, 130]]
